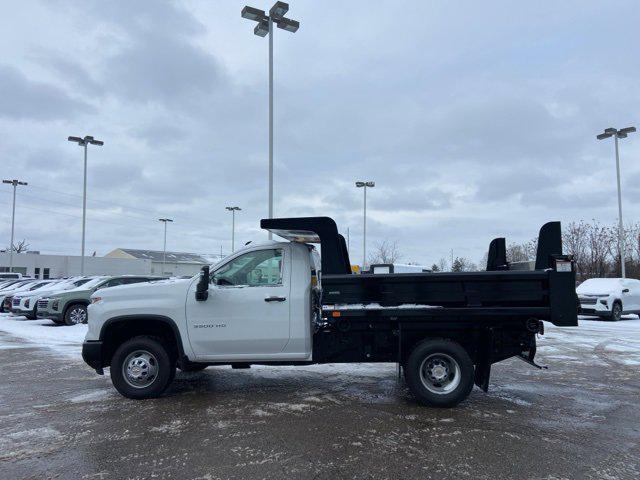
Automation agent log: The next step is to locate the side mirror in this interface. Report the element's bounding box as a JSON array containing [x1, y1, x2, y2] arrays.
[[622, 288, 630, 293], [195, 266, 209, 301]]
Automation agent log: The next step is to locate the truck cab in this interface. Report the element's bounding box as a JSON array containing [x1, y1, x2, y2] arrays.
[[185, 240, 316, 361]]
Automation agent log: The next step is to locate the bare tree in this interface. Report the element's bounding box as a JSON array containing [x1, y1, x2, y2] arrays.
[[368, 240, 402, 265], [507, 243, 529, 263], [12, 239, 29, 253], [563, 221, 589, 279], [437, 257, 448, 272], [451, 257, 478, 272], [587, 221, 612, 278]]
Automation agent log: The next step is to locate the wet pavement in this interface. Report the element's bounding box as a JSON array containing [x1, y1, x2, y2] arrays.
[[0, 319, 639, 480]]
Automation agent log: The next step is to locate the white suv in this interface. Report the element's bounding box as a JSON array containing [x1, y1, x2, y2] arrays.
[[577, 278, 640, 321]]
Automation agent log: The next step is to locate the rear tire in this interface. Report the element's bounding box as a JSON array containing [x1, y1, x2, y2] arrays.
[[64, 304, 87, 325], [404, 339, 474, 408], [110, 336, 175, 399]]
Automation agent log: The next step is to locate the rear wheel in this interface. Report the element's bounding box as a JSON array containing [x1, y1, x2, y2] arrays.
[[64, 304, 87, 325], [404, 339, 474, 407], [110, 336, 175, 399]]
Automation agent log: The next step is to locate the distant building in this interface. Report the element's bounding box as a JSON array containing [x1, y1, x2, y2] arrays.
[[0, 249, 225, 279], [105, 249, 224, 276], [0, 252, 151, 278]]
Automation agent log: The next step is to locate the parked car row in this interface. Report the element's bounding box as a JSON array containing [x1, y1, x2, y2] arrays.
[[0, 275, 165, 325]]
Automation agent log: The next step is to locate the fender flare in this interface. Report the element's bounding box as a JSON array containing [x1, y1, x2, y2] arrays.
[[99, 314, 186, 359]]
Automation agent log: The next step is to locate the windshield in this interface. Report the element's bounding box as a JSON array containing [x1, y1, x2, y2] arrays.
[[71, 277, 108, 290], [29, 281, 55, 291], [73, 278, 92, 287], [577, 278, 622, 293]]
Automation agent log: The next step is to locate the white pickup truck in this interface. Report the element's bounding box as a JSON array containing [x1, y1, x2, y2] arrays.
[[83, 216, 578, 407]]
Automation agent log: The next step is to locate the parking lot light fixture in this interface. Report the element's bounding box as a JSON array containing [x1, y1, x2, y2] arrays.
[[597, 126, 636, 277], [225, 207, 242, 252], [68, 134, 104, 275], [241, 2, 299, 239], [355, 181, 375, 271], [158, 218, 174, 275], [2, 179, 28, 272]]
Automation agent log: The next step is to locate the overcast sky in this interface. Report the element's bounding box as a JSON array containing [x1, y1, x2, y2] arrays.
[[1, 0, 639, 267]]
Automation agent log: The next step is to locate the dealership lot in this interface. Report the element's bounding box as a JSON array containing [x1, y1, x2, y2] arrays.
[[0, 313, 639, 480]]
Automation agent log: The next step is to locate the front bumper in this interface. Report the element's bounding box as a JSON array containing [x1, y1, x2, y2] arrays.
[[11, 306, 34, 316], [36, 310, 63, 320], [82, 341, 105, 373], [578, 299, 610, 316]]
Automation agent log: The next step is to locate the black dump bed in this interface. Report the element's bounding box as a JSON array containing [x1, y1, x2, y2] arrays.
[[261, 217, 578, 327]]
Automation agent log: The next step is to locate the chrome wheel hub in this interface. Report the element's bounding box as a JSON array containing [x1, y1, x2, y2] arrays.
[[419, 353, 462, 395], [123, 350, 158, 388], [70, 308, 86, 324]]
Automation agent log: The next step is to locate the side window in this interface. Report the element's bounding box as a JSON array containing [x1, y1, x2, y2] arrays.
[[212, 249, 283, 287], [122, 277, 147, 285]]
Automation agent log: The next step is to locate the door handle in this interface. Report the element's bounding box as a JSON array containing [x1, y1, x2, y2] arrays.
[[265, 296, 286, 302]]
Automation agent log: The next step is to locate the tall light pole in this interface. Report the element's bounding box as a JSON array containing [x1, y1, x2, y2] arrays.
[[241, 2, 299, 239], [597, 126, 636, 278], [225, 206, 242, 252], [355, 181, 375, 271], [2, 179, 28, 272], [158, 218, 174, 275], [68, 135, 103, 275]]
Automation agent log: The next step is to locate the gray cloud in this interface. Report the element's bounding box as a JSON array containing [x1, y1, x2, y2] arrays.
[[0, 65, 94, 120], [0, 0, 639, 265]]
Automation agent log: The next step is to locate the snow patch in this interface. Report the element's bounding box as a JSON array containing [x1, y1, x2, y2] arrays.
[[0, 314, 86, 357]]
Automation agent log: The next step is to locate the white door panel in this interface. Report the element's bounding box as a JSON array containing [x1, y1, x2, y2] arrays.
[[185, 247, 291, 358]]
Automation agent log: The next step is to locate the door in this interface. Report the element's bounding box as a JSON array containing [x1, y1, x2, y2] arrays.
[[185, 248, 291, 358], [622, 279, 640, 312]]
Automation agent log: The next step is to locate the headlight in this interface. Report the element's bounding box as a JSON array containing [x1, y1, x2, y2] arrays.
[[90, 297, 103, 304]]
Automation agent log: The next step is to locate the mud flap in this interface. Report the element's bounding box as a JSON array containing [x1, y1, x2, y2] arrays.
[[474, 328, 494, 392], [517, 345, 548, 370]]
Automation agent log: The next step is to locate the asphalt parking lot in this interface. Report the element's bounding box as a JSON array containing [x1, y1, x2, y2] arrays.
[[0, 314, 639, 480]]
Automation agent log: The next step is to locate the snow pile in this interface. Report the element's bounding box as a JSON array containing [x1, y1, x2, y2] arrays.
[[0, 314, 86, 357]]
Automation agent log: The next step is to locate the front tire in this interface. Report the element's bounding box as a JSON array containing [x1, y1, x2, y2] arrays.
[[64, 304, 87, 325], [110, 336, 175, 399], [404, 339, 474, 407], [610, 301, 623, 321]]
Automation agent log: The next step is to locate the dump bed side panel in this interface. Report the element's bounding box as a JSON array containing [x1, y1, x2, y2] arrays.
[[322, 269, 578, 326]]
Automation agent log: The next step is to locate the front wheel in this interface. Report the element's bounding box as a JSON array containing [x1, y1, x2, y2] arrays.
[[110, 336, 175, 399], [610, 302, 623, 321], [64, 304, 87, 325], [404, 339, 474, 407]]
